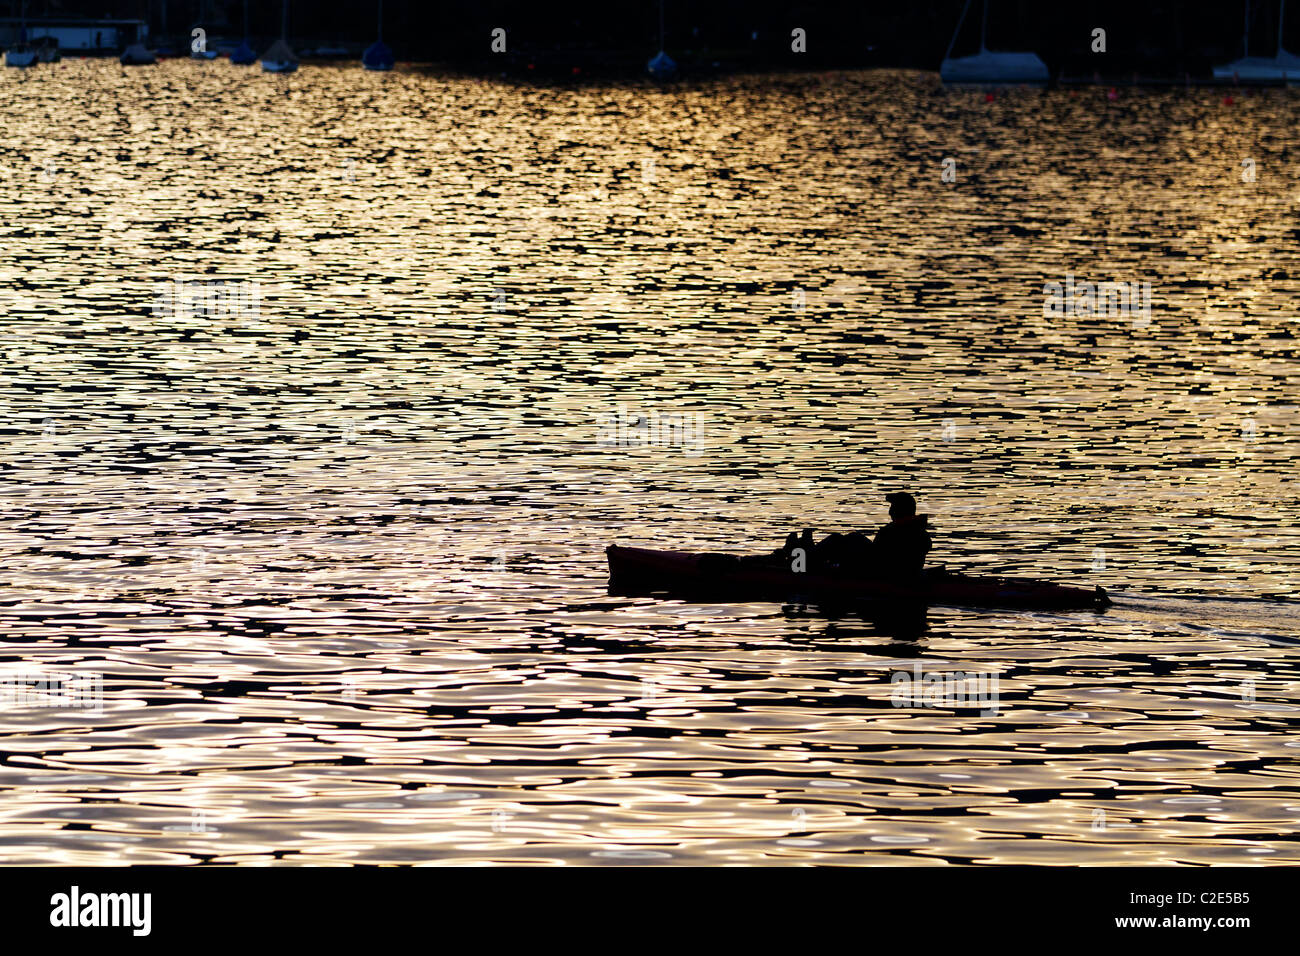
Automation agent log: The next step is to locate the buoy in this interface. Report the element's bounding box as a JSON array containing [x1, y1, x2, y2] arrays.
[[984, 91, 994, 102], [1224, 94, 1234, 105], [1107, 87, 1118, 100]]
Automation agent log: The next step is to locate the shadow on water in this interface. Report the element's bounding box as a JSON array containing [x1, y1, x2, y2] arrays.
[[779, 602, 930, 643], [608, 583, 930, 641]]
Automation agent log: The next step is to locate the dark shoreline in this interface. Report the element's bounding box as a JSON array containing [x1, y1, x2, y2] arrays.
[[58, 46, 1300, 89]]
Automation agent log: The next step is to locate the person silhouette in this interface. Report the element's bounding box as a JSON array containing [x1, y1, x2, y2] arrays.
[[873, 492, 931, 580]]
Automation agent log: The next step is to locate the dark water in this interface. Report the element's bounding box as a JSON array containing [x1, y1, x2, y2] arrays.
[[0, 62, 1298, 864]]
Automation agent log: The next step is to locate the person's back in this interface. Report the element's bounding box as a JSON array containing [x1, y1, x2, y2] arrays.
[[873, 492, 931, 580]]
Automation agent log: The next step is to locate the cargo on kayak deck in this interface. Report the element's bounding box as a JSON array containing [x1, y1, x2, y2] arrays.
[[606, 545, 1111, 611]]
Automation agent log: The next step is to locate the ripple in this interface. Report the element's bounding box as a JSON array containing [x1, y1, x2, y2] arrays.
[[0, 63, 1298, 865]]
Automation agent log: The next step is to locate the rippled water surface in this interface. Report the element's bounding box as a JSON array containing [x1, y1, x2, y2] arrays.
[[1, 62, 1298, 865]]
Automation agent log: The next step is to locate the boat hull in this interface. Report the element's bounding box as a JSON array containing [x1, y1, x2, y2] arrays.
[[607, 545, 1110, 611], [940, 51, 1049, 85], [119, 45, 156, 65], [1212, 53, 1300, 84], [363, 41, 395, 71], [261, 60, 298, 73], [648, 50, 677, 80]]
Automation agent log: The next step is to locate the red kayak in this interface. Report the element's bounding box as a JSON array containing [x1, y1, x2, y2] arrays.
[[607, 545, 1110, 611]]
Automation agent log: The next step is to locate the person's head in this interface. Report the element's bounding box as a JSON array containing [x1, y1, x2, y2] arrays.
[[885, 491, 916, 521]]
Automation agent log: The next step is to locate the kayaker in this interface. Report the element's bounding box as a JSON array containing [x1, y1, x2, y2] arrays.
[[873, 491, 931, 579]]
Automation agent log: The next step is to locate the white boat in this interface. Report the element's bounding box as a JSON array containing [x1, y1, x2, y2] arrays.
[[1213, 1, 1300, 83], [940, 0, 1048, 85], [941, 50, 1048, 84], [261, 37, 298, 73], [261, 1, 298, 73], [5, 0, 37, 67], [3, 45, 37, 68], [1213, 51, 1300, 81]]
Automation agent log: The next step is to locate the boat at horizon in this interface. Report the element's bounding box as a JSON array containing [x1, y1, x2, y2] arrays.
[[4, 0, 37, 67], [261, 0, 298, 73], [1213, 0, 1300, 83], [3, 43, 36, 67], [940, 0, 1048, 85]]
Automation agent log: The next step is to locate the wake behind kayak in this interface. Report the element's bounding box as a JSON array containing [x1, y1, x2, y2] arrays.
[[607, 545, 1111, 611]]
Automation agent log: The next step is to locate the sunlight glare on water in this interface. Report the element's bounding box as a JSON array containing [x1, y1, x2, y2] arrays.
[[0, 62, 1298, 864]]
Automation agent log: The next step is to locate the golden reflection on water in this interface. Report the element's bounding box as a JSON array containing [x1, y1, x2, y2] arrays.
[[0, 61, 1298, 864]]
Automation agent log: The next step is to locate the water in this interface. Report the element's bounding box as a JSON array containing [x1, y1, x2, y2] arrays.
[[0, 62, 1298, 865]]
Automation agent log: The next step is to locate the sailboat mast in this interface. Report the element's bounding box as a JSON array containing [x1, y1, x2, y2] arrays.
[[944, 0, 973, 62], [281, 0, 288, 41], [378, 0, 384, 43], [658, 0, 664, 51]]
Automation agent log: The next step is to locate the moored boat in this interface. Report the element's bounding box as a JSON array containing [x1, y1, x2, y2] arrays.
[[230, 0, 256, 64], [230, 40, 256, 65], [5, 0, 38, 67], [120, 42, 156, 65], [607, 545, 1110, 611], [261, 0, 298, 73], [3, 44, 37, 68], [362, 0, 394, 70], [939, 0, 1048, 85], [1212, 1, 1300, 84], [261, 37, 297, 73], [362, 40, 394, 71], [34, 37, 59, 62], [647, 0, 676, 79]]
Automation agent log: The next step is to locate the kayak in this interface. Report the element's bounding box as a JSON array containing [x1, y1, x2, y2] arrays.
[[607, 545, 1111, 611]]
